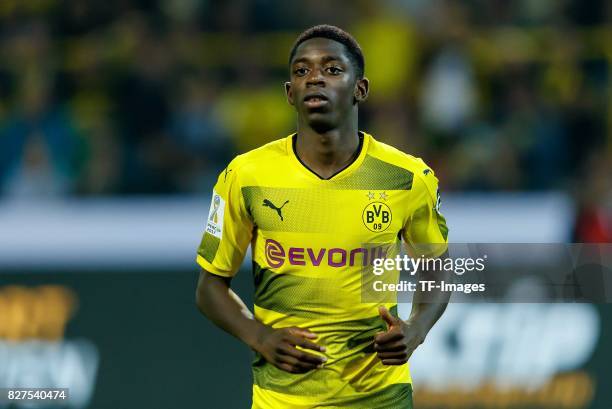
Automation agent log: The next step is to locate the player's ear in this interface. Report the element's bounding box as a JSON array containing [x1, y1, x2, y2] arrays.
[[284, 82, 294, 106], [354, 77, 369, 104]]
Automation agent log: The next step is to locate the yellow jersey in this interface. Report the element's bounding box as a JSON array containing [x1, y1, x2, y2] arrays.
[[197, 132, 448, 409]]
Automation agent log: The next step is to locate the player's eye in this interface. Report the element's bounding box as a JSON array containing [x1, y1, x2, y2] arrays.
[[294, 67, 309, 76], [326, 66, 343, 75]]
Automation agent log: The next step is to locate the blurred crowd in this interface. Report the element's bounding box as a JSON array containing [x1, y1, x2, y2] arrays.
[[0, 0, 610, 230]]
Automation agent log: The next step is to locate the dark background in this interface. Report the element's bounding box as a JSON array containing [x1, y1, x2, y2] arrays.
[[2, 271, 611, 408]]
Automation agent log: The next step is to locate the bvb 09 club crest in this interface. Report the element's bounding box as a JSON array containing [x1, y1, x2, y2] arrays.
[[362, 202, 392, 232]]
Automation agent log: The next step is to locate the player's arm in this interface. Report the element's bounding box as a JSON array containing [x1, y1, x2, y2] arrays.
[[195, 163, 325, 373], [196, 269, 327, 373], [375, 166, 450, 365], [404, 249, 451, 333], [375, 252, 451, 365]]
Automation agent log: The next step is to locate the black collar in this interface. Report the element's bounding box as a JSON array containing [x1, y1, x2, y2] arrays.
[[292, 132, 364, 180]]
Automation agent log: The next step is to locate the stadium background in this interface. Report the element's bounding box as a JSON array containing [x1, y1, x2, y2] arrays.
[[0, 0, 610, 408]]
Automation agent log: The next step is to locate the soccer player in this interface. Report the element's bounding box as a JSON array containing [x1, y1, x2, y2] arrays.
[[195, 25, 450, 408]]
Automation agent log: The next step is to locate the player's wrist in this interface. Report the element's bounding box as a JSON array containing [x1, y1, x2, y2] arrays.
[[403, 316, 430, 342], [243, 321, 272, 352]]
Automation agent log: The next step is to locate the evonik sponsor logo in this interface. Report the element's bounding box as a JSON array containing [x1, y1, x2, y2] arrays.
[[264, 239, 387, 268]]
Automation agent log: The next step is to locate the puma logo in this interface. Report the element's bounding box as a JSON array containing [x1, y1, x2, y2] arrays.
[[262, 199, 289, 221]]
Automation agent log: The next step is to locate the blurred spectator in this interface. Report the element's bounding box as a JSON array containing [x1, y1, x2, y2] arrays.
[[0, 0, 609, 199], [420, 44, 476, 134], [168, 74, 234, 191], [572, 153, 612, 242], [0, 72, 85, 198]]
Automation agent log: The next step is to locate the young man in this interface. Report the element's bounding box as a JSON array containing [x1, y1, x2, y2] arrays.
[[196, 25, 449, 408]]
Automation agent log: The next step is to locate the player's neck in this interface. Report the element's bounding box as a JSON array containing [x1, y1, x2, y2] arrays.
[[294, 122, 361, 179]]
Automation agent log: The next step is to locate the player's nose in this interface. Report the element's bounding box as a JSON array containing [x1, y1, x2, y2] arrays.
[[306, 68, 325, 87]]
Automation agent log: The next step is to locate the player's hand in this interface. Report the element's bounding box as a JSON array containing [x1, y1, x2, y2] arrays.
[[374, 306, 426, 365], [253, 326, 327, 374]]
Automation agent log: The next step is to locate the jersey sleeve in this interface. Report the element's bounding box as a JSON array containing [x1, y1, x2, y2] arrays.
[[402, 167, 449, 258], [196, 159, 254, 277]]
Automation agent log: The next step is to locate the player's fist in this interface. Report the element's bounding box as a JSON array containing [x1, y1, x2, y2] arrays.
[[374, 306, 426, 365], [253, 325, 327, 374]]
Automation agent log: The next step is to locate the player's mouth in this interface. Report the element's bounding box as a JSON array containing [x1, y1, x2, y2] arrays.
[[303, 93, 329, 109]]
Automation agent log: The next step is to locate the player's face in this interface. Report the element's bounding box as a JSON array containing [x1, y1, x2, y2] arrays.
[[285, 38, 368, 132]]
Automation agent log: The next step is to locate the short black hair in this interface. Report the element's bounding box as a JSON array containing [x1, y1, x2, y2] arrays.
[[289, 24, 365, 79]]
